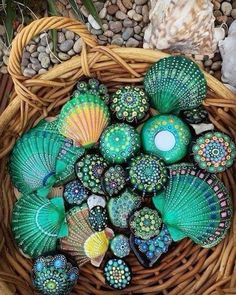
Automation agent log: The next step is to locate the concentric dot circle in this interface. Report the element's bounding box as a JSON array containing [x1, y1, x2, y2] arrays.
[[110, 86, 149, 123], [128, 154, 168, 195], [103, 258, 132, 290], [100, 123, 140, 164], [192, 131, 236, 173]]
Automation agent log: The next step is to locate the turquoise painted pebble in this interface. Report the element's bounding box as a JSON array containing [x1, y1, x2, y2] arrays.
[[110, 235, 130, 258]]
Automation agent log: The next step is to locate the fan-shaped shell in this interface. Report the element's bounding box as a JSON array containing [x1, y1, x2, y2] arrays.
[[58, 93, 110, 149], [60, 204, 113, 267], [144, 56, 207, 114], [153, 163, 232, 248], [11, 192, 68, 258]]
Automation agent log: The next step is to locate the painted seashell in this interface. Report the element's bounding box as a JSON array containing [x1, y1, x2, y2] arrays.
[[153, 163, 232, 248], [110, 86, 149, 123], [100, 123, 140, 164], [32, 254, 79, 295], [103, 258, 132, 290], [58, 93, 110, 149], [181, 105, 209, 124], [144, 0, 217, 56], [73, 78, 109, 104], [192, 131, 236, 173], [11, 191, 68, 258], [76, 154, 108, 195], [141, 115, 192, 164], [63, 180, 89, 205], [130, 207, 162, 240], [110, 234, 130, 258], [107, 189, 142, 229], [144, 56, 207, 114], [102, 165, 126, 197], [60, 204, 114, 267], [87, 194, 106, 210], [9, 131, 66, 194], [128, 154, 168, 195], [219, 20, 236, 89], [130, 224, 172, 268]]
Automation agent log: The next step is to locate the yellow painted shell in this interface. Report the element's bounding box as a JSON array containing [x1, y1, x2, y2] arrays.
[[84, 231, 110, 259]]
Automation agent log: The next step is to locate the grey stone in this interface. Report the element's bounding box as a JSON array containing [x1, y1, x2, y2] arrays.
[[142, 5, 149, 23], [0, 66, 8, 74], [103, 23, 109, 30], [98, 40, 107, 45], [38, 68, 47, 75], [122, 0, 133, 9], [73, 38, 82, 53], [127, 9, 135, 19], [28, 44, 37, 53], [134, 25, 141, 34], [58, 52, 70, 61], [104, 30, 114, 37], [27, 63, 33, 69], [22, 51, 30, 59], [38, 52, 49, 62], [122, 27, 134, 40], [21, 58, 29, 67], [134, 34, 142, 41], [91, 28, 103, 35], [41, 55, 50, 68], [115, 11, 127, 20], [99, 7, 107, 19], [59, 40, 74, 52], [30, 57, 40, 64], [3, 55, 9, 65], [135, 0, 147, 4], [221, 2, 232, 16], [23, 68, 36, 77], [88, 15, 101, 30], [133, 13, 143, 22], [40, 35, 48, 47], [98, 35, 108, 41], [37, 46, 46, 53], [204, 59, 213, 67], [65, 31, 75, 40], [68, 49, 75, 56], [126, 37, 139, 47], [135, 5, 142, 14], [31, 52, 39, 58], [211, 61, 222, 70], [111, 37, 124, 46], [231, 8, 236, 18], [32, 63, 42, 72], [123, 18, 134, 27], [117, 0, 127, 13], [58, 32, 65, 43], [109, 21, 122, 33]]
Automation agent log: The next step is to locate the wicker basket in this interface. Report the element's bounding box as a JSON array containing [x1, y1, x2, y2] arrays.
[[0, 16, 236, 295]]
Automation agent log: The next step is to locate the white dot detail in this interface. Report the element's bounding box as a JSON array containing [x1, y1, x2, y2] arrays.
[[154, 131, 176, 152]]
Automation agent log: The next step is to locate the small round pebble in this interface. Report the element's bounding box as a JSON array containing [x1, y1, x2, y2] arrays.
[[110, 235, 130, 258], [103, 258, 132, 289]]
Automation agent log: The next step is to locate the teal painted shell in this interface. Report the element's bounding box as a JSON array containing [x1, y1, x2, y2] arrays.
[[144, 56, 207, 114], [11, 192, 68, 258], [9, 129, 85, 194], [153, 163, 232, 248]]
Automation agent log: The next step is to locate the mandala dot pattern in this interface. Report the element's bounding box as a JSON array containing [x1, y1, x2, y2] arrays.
[[89, 206, 108, 232], [103, 258, 132, 289], [100, 123, 140, 164], [76, 154, 108, 194], [128, 154, 168, 195], [192, 131, 236, 173], [64, 180, 89, 205], [102, 165, 126, 196], [110, 234, 130, 258], [32, 255, 79, 295], [110, 86, 149, 123], [130, 207, 162, 240]]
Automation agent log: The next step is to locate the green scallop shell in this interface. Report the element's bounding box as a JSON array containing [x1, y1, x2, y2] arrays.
[[144, 56, 207, 114], [11, 192, 68, 258]]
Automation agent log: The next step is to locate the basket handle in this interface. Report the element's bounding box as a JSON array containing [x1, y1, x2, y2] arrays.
[[8, 16, 97, 80]]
